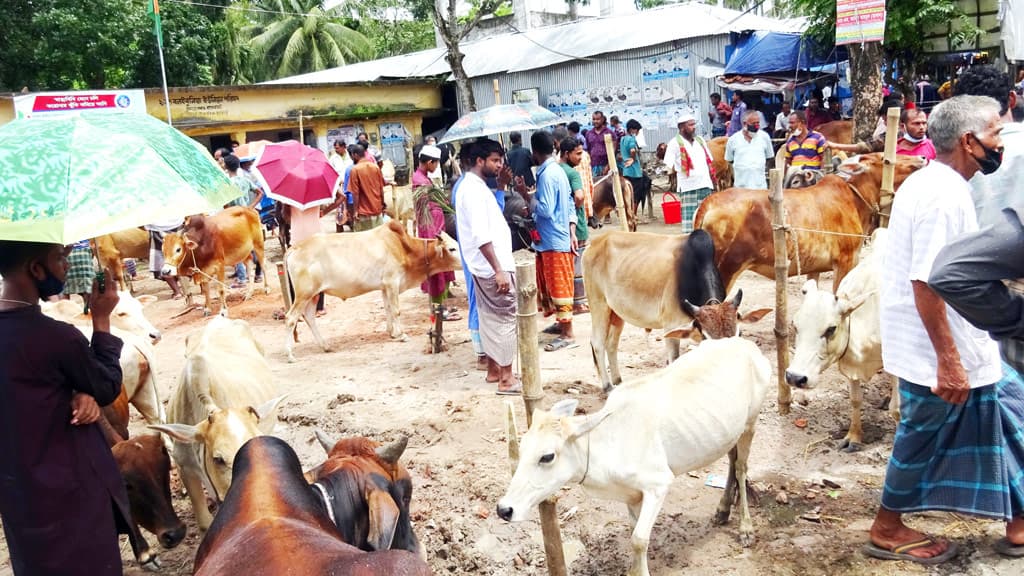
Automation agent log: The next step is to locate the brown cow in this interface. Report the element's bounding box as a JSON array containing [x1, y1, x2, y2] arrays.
[[161, 206, 270, 315], [94, 227, 150, 292], [584, 229, 771, 391], [707, 136, 734, 191], [193, 437, 432, 576], [815, 120, 853, 144], [695, 153, 927, 294], [306, 432, 423, 557], [284, 221, 461, 361], [591, 175, 637, 231]]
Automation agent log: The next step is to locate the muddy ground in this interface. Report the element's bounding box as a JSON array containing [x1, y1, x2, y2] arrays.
[[1, 202, 1019, 576]]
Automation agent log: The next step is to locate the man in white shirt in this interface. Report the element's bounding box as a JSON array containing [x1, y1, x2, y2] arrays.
[[455, 138, 520, 395], [866, 95, 1021, 565], [725, 111, 775, 189], [662, 112, 714, 232]]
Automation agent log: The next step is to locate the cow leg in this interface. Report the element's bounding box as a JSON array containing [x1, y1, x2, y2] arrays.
[[840, 377, 865, 452], [627, 482, 670, 576], [243, 255, 255, 300], [664, 337, 681, 364], [216, 265, 228, 316], [382, 282, 407, 341], [733, 429, 756, 546], [255, 242, 270, 295], [303, 299, 329, 353], [714, 446, 739, 525], [605, 313, 626, 387], [588, 300, 613, 391]]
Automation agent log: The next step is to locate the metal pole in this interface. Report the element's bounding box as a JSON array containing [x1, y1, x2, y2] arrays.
[[878, 107, 901, 228], [769, 168, 791, 415], [514, 257, 568, 576], [603, 134, 630, 231]]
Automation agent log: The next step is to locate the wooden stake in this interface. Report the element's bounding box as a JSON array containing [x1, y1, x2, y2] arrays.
[[878, 107, 900, 228], [298, 111, 304, 144], [276, 261, 292, 311], [603, 133, 630, 231], [514, 257, 568, 576], [493, 78, 501, 106], [769, 168, 791, 415]]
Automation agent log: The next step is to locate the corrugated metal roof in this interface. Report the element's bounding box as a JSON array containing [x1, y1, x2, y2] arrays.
[[266, 2, 804, 85]]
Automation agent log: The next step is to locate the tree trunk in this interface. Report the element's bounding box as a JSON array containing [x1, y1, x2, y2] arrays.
[[568, 1, 579, 20], [445, 43, 477, 113], [848, 42, 883, 143]]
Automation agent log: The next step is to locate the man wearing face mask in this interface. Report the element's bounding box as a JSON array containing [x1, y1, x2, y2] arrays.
[[865, 95, 1019, 565], [0, 241, 136, 575], [896, 108, 937, 160], [725, 110, 775, 189]]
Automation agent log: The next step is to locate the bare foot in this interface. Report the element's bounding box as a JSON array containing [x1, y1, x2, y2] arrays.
[[1008, 517, 1024, 545]]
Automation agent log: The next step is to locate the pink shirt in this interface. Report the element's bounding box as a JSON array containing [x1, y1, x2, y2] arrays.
[[897, 138, 937, 160], [288, 205, 323, 246]]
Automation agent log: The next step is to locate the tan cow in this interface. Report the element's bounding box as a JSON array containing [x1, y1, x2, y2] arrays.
[[707, 136, 733, 191], [695, 153, 927, 294], [94, 228, 150, 292], [161, 207, 270, 316], [150, 315, 284, 531], [284, 221, 461, 362], [815, 120, 853, 144]]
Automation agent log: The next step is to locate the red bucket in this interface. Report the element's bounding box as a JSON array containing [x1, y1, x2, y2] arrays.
[[661, 192, 681, 225]]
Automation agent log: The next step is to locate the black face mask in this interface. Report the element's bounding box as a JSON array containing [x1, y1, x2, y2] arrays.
[[971, 134, 1004, 175], [34, 265, 65, 299]]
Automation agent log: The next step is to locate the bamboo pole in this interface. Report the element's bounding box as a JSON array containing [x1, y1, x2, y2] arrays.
[[603, 133, 630, 231], [769, 168, 791, 415], [514, 257, 568, 576], [298, 111, 304, 144], [878, 107, 901, 228], [276, 261, 292, 311]]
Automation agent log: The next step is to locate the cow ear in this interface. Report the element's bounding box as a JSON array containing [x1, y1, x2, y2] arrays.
[[838, 290, 875, 317], [548, 399, 578, 419], [149, 423, 202, 444], [135, 294, 158, 306], [184, 238, 199, 251], [739, 308, 773, 324], [801, 279, 818, 294], [252, 395, 286, 433], [562, 408, 614, 440], [664, 323, 698, 340], [366, 489, 400, 551]]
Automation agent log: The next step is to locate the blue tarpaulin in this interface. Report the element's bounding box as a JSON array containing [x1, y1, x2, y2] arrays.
[[724, 32, 847, 76]]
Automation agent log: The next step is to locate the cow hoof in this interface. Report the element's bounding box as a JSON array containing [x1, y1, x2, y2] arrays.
[[713, 509, 731, 526], [139, 553, 162, 571], [202, 309, 212, 317], [738, 530, 755, 548], [287, 354, 297, 363], [393, 333, 409, 342], [839, 439, 864, 453], [602, 383, 614, 393]]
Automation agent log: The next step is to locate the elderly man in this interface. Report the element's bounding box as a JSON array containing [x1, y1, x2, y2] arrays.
[[783, 111, 827, 173], [725, 110, 774, 189], [896, 108, 937, 159], [865, 95, 1019, 565], [663, 112, 715, 233], [454, 139, 520, 395]]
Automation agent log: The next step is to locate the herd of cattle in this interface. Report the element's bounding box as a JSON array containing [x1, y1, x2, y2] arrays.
[[42, 149, 924, 575]]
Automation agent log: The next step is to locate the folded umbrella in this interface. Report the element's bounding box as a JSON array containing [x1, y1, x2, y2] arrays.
[[0, 113, 237, 244], [253, 140, 340, 211]]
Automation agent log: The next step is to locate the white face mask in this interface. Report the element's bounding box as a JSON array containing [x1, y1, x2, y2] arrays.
[[791, 128, 802, 137]]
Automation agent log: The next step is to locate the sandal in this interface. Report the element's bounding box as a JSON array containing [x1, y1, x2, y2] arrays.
[[863, 537, 958, 565], [272, 309, 286, 320], [442, 308, 462, 322], [544, 337, 578, 352], [541, 323, 562, 335], [573, 304, 590, 315], [496, 380, 523, 395], [994, 537, 1024, 558]]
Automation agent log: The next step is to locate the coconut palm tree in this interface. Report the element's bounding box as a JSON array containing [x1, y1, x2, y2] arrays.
[[248, 0, 375, 81]]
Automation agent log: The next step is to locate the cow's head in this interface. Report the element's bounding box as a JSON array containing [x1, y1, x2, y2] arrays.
[[835, 153, 927, 193], [497, 399, 607, 522], [160, 232, 198, 277], [149, 396, 284, 501], [306, 432, 424, 559], [111, 292, 161, 343], [784, 280, 873, 389], [429, 231, 462, 273], [668, 290, 773, 342], [112, 434, 186, 549]]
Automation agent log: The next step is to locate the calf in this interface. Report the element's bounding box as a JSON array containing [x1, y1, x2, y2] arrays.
[[306, 432, 423, 557], [94, 227, 149, 292], [707, 136, 733, 191], [161, 206, 270, 315], [584, 229, 771, 391], [785, 229, 897, 451], [591, 175, 637, 231], [150, 316, 284, 530], [498, 337, 772, 576], [284, 221, 461, 362], [41, 290, 161, 344], [194, 437, 432, 576]]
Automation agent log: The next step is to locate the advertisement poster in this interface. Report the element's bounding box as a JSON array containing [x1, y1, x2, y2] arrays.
[[14, 90, 147, 119], [641, 52, 693, 107], [327, 124, 362, 147], [835, 0, 886, 45]]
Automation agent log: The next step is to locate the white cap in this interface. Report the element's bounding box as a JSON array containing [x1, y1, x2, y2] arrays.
[[420, 144, 442, 159], [675, 112, 695, 125]]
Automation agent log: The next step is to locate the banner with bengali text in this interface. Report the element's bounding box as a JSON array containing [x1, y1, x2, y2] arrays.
[[836, 0, 886, 46]]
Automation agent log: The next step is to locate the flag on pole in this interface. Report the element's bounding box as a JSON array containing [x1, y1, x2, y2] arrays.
[[147, 0, 163, 48]]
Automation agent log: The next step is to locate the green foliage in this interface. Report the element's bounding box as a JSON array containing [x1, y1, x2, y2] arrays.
[[459, 0, 513, 24], [128, 1, 216, 88], [348, 0, 436, 58]]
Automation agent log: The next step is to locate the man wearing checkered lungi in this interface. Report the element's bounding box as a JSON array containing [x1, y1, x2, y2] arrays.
[[865, 95, 1024, 565], [662, 112, 715, 233]]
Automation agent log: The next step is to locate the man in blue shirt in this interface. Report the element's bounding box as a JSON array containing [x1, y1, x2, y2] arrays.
[[530, 131, 577, 351]]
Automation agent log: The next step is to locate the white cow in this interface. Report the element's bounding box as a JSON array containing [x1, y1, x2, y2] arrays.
[[497, 337, 771, 576], [150, 315, 283, 531], [41, 292, 162, 343], [785, 228, 898, 452]]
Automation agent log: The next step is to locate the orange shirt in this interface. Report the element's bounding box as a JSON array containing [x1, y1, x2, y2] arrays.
[[348, 159, 385, 216]]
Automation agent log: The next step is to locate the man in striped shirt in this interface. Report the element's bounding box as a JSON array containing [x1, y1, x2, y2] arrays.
[[783, 111, 827, 173]]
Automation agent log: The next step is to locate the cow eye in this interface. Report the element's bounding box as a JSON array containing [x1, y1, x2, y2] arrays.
[[823, 326, 836, 339], [213, 455, 226, 466], [539, 453, 555, 464]]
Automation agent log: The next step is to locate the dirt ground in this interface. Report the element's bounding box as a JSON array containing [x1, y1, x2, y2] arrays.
[[1, 202, 1020, 576]]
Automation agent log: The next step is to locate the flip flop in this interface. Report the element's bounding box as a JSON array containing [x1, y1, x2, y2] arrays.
[[863, 538, 958, 565], [442, 309, 462, 322], [541, 323, 562, 335], [544, 337, 577, 352], [994, 537, 1024, 558], [496, 384, 522, 396]]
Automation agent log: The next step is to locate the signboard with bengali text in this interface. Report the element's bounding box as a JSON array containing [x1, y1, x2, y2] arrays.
[[13, 90, 147, 119], [836, 0, 886, 45]]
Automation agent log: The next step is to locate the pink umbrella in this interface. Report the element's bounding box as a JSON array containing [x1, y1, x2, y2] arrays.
[[253, 140, 340, 210]]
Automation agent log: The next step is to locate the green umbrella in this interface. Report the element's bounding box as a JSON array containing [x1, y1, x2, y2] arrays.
[[0, 113, 239, 244]]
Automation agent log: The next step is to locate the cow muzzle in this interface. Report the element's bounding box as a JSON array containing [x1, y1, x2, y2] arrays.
[[161, 265, 177, 277], [496, 504, 514, 522], [149, 330, 163, 344], [159, 523, 186, 549], [784, 370, 809, 389]]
